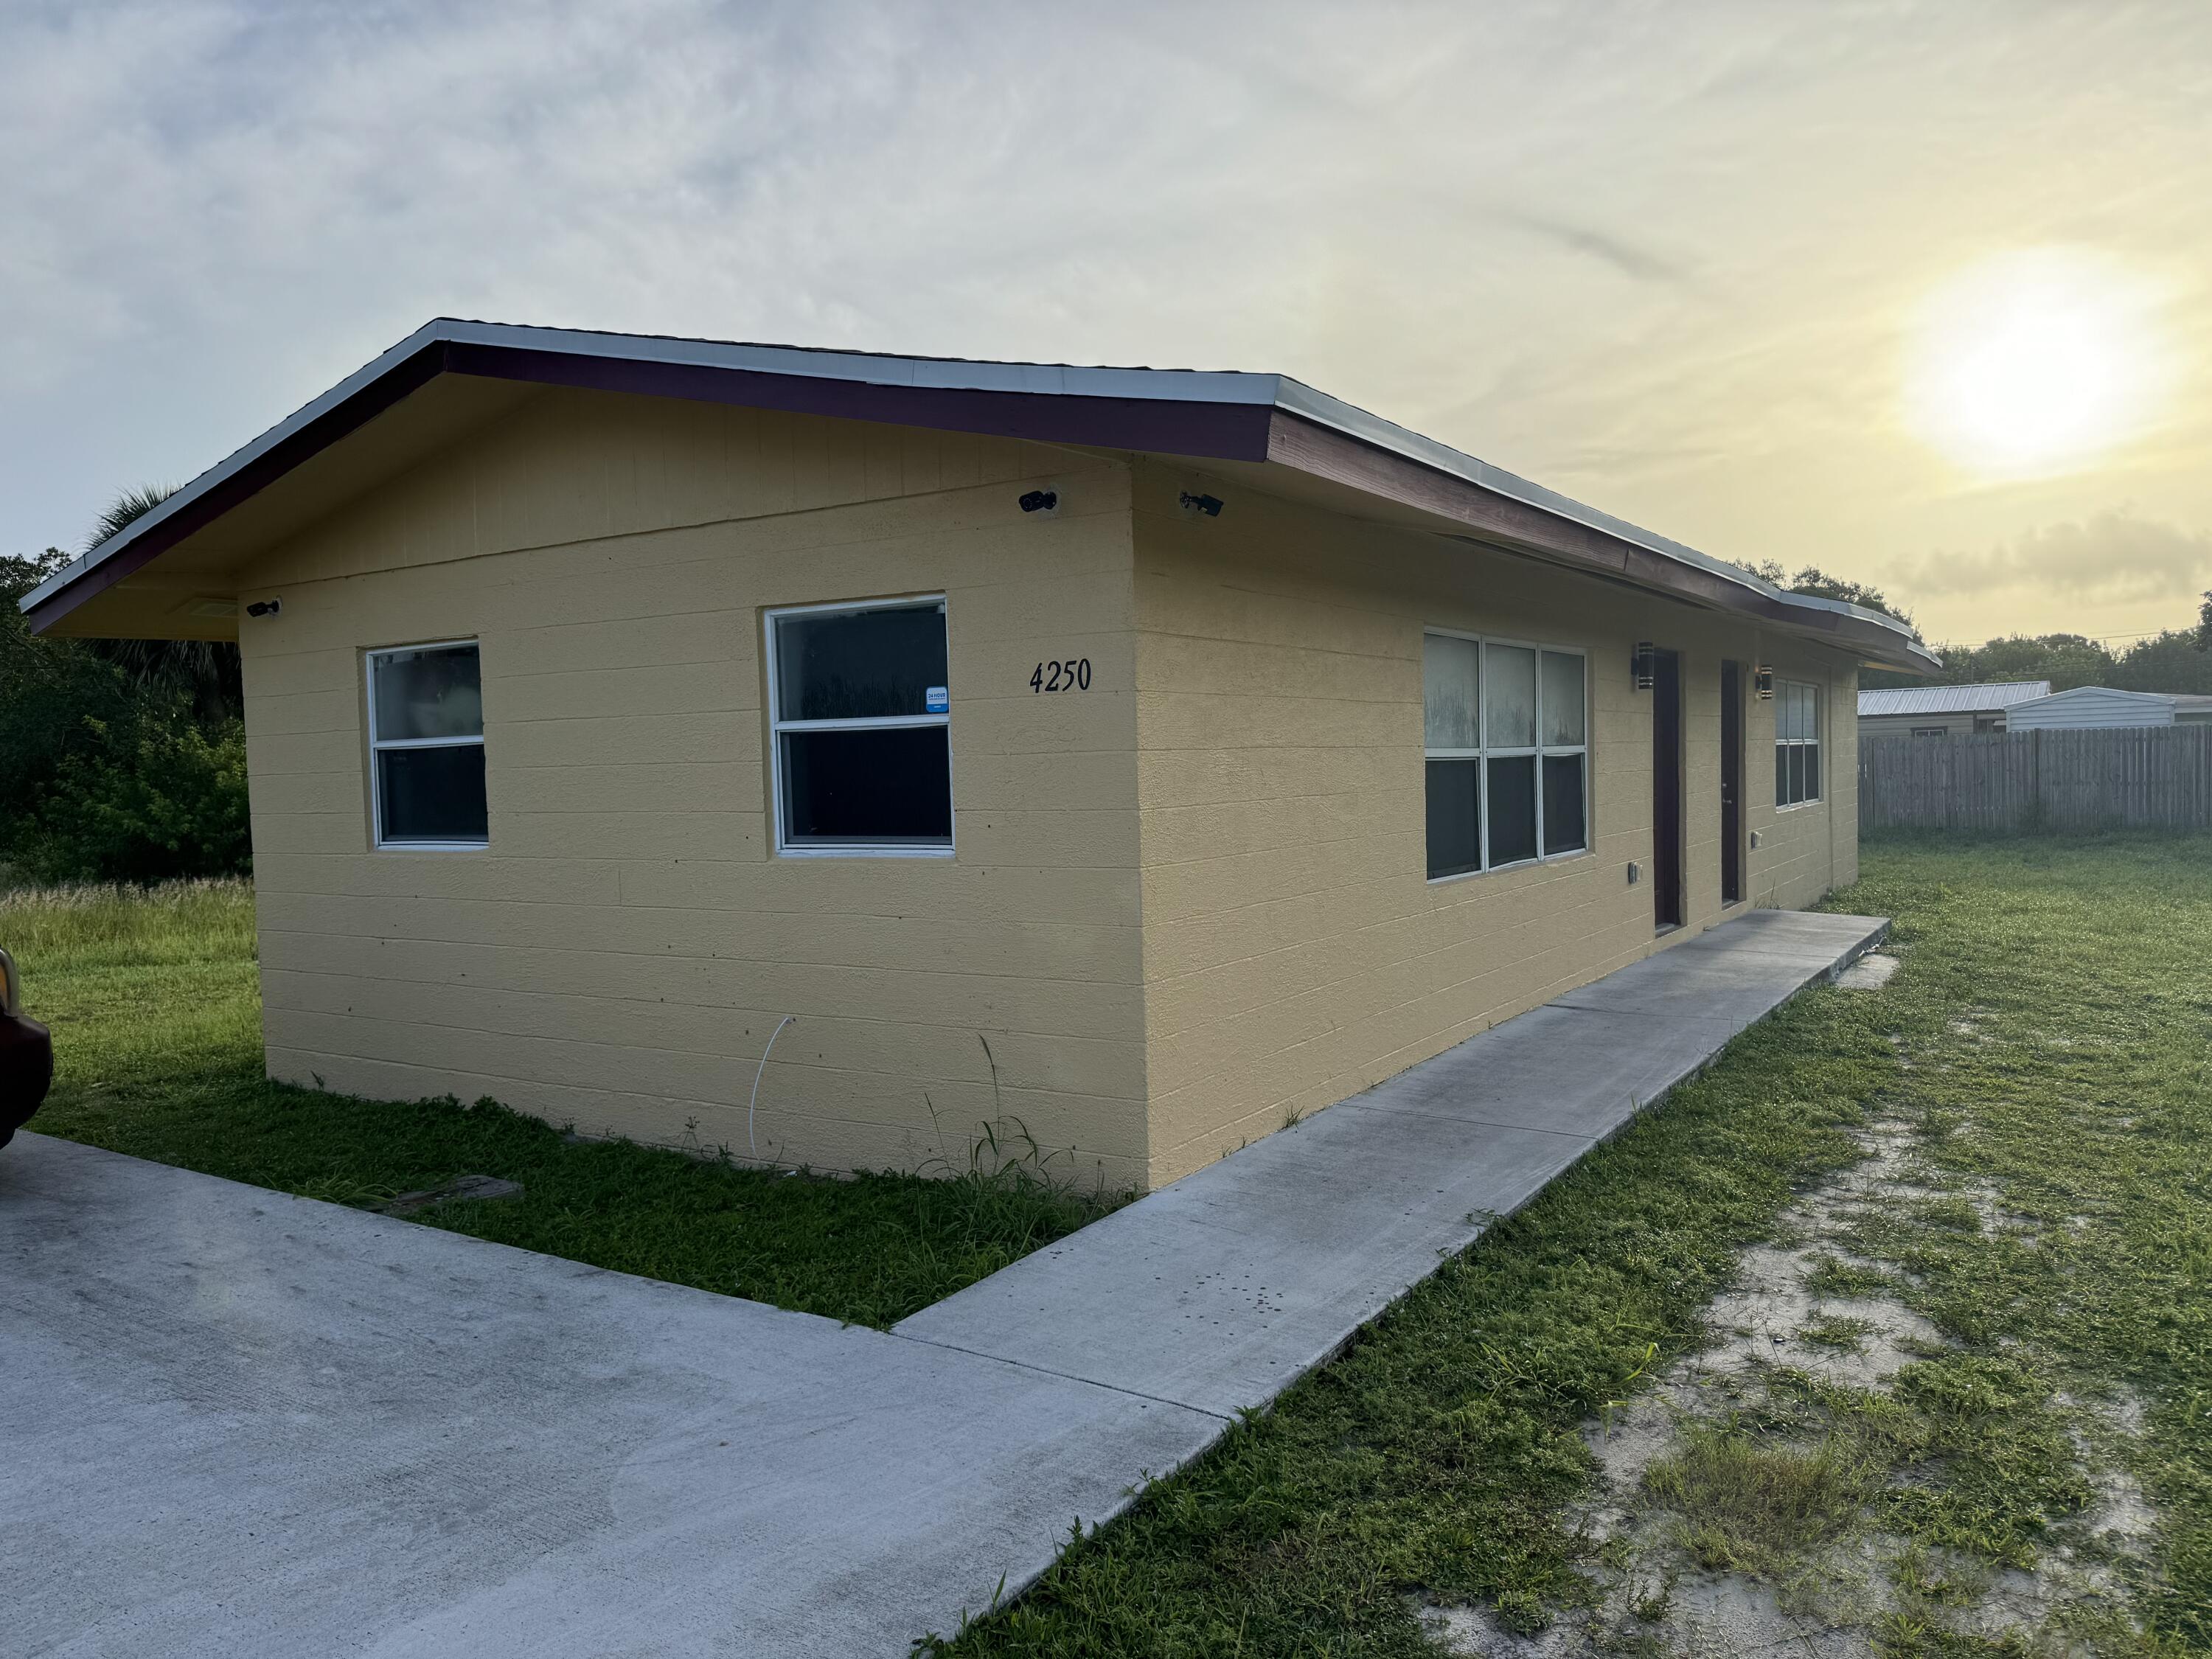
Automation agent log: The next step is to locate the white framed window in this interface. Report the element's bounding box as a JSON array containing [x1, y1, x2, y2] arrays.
[[1775, 679, 1823, 807], [1423, 631, 1588, 880], [366, 640, 487, 849], [766, 596, 953, 857]]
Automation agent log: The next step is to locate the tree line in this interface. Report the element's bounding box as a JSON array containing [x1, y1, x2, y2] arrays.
[[1, 487, 250, 885], [1736, 559, 2212, 695]]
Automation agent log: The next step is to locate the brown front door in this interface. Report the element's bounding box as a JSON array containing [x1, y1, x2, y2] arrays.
[[1720, 659, 1745, 906], [1652, 648, 1684, 930]]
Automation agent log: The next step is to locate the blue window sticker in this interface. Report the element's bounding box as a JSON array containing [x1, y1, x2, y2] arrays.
[[925, 686, 949, 714]]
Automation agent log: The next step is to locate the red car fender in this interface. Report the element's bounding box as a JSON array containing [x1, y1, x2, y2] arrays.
[[0, 945, 53, 1141]]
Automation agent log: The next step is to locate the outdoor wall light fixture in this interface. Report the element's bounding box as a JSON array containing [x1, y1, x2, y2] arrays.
[[1630, 641, 1655, 689], [1179, 491, 1224, 518], [1018, 489, 1058, 514], [246, 598, 282, 619], [1754, 665, 1775, 700]]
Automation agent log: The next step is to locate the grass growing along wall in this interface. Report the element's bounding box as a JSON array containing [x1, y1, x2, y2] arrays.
[[6, 877, 1123, 1329]]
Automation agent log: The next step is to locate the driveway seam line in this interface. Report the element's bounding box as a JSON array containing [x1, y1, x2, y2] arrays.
[[1328, 1102, 1604, 1143], [885, 1330, 1236, 1422]]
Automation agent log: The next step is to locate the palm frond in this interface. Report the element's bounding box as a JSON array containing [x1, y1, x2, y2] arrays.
[[75, 484, 243, 720], [86, 484, 179, 553]]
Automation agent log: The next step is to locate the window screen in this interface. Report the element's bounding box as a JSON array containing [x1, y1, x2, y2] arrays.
[[769, 599, 953, 852], [367, 642, 487, 847]]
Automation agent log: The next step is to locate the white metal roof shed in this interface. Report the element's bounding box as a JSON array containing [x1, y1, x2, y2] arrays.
[[2006, 686, 2205, 730], [1858, 681, 2051, 719]]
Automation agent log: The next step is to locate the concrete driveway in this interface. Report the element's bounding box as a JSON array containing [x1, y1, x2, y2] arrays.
[[6, 1133, 1219, 1658], [7, 908, 1885, 1657]]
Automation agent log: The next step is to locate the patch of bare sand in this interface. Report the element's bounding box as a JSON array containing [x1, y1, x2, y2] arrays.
[[1418, 1101, 2155, 1657]]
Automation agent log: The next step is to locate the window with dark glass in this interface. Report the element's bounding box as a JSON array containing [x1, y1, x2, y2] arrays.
[[1775, 679, 1823, 808], [768, 598, 952, 853], [1424, 633, 1481, 878], [1539, 647, 1589, 855], [368, 641, 488, 847], [1422, 633, 1587, 879]]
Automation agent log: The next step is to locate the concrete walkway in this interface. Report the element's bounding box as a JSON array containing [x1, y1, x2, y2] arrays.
[[6, 908, 1884, 1658]]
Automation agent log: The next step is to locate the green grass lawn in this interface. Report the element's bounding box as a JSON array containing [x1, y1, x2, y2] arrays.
[[5, 877, 1119, 1329], [919, 837, 2212, 1656], [11, 841, 2211, 1654]]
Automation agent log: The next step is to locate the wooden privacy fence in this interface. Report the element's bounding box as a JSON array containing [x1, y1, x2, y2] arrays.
[[1860, 727, 2212, 833]]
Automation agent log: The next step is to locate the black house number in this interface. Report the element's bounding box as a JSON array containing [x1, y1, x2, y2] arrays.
[[1030, 658, 1092, 693]]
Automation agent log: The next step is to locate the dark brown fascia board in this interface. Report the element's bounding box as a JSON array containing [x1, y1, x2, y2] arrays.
[[1263, 409, 1935, 672], [24, 335, 1276, 635], [439, 341, 1279, 463], [25, 320, 1933, 674], [23, 343, 447, 635]]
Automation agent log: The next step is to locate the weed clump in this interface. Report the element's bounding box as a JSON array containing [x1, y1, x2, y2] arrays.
[[1643, 1426, 1870, 1574]]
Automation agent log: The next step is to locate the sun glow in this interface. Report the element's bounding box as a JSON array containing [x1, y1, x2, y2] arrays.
[[1906, 248, 2169, 478]]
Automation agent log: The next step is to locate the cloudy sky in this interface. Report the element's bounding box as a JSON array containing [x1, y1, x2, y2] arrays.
[[6, 0, 2208, 646]]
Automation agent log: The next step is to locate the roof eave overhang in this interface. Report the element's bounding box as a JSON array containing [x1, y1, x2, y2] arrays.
[[23, 338, 446, 635], [20, 319, 1938, 674], [20, 323, 1281, 634], [1261, 410, 1938, 674]]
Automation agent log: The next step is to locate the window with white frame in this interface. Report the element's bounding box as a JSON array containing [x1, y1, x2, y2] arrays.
[[768, 597, 953, 855], [1775, 679, 1823, 807], [1423, 633, 1588, 880], [367, 641, 487, 848]]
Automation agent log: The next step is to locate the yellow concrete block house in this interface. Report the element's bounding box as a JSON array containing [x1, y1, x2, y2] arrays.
[[21, 322, 1932, 1191]]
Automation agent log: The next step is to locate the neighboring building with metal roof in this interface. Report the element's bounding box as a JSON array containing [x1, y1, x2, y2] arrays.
[[2006, 686, 2212, 731], [20, 319, 1933, 1186], [1858, 680, 2051, 739]]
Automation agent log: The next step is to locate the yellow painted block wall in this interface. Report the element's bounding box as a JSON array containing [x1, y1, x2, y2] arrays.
[[235, 388, 1153, 1188], [1128, 465, 1859, 1186], [223, 383, 1863, 1194]]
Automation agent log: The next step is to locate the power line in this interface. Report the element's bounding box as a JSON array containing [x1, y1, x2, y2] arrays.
[[2084, 626, 2193, 643], [1938, 623, 2198, 647]]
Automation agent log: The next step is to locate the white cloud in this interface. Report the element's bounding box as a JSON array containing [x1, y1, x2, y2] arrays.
[[1893, 513, 2212, 603], [4, 0, 2212, 635]]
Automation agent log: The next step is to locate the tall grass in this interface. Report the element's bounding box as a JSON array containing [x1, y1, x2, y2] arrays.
[[0, 876, 255, 975]]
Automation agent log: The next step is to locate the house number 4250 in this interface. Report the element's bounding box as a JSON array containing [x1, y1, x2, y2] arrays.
[[1029, 658, 1092, 692]]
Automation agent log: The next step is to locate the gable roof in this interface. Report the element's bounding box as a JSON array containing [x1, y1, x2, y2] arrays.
[[18, 319, 1938, 671], [1858, 681, 2051, 717]]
